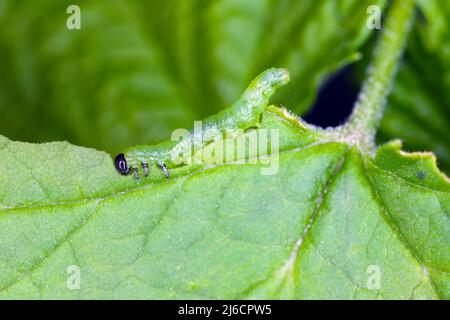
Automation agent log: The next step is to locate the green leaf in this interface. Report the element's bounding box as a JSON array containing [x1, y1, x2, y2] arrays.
[[0, 101, 448, 299], [0, 0, 382, 154], [1, 0, 448, 300], [378, 0, 450, 174]]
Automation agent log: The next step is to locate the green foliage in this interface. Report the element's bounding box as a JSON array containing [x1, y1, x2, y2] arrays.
[[377, 0, 450, 173], [0, 0, 382, 154], [0, 101, 448, 299], [0, 0, 448, 300]]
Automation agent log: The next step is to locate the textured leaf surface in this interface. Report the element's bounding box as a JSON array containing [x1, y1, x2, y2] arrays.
[[0, 106, 448, 299], [0, 0, 448, 300], [0, 0, 382, 154]]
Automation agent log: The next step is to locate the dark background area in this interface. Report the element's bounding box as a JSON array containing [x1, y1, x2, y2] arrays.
[[304, 66, 359, 128]]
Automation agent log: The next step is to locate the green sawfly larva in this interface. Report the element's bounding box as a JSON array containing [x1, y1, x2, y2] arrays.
[[114, 68, 290, 179]]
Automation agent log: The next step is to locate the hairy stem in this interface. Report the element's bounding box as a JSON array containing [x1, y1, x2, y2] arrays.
[[344, 0, 415, 150]]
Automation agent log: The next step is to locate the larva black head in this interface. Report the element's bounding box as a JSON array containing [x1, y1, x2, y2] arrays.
[[114, 153, 130, 175]]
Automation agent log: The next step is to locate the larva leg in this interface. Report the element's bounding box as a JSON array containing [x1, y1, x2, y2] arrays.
[[142, 162, 149, 177], [132, 167, 139, 179], [158, 162, 169, 179]]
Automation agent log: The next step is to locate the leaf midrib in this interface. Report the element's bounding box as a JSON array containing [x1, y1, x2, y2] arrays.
[[361, 159, 441, 299], [239, 147, 446, 299], [237, 146, 350, 299], [2, 138, 447, 298]]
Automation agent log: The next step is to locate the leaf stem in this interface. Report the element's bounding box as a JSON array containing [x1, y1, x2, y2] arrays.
[[344, 0, 416, 150]]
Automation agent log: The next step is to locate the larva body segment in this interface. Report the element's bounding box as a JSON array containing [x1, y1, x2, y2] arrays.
[[115, 68, 290, 178]]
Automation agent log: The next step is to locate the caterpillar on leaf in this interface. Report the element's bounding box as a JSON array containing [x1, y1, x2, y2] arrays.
[[114, 68, 290, 179]]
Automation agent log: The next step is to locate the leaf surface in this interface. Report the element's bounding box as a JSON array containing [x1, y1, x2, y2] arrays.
[[0, 105, 448, 299]]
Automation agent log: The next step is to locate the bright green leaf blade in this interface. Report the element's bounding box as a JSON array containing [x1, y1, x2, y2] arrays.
[[0, 0, 383, 154], [0, 106, 448, 299]]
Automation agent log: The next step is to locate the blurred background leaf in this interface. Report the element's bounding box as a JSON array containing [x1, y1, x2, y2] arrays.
[[375, 0, 450, 173], [0, 0, 383, 154]]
